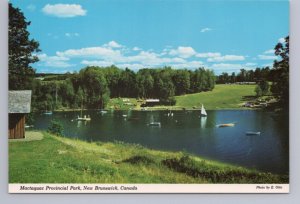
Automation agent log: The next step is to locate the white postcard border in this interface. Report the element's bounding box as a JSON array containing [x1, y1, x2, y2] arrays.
[[9, 184, 289, 194]]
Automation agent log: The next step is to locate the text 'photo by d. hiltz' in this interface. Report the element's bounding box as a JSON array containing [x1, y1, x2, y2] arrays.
[[8, 0, 289, 193]]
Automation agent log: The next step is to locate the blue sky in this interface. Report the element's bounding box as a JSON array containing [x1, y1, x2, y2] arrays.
[[11, 0, 289, 74]]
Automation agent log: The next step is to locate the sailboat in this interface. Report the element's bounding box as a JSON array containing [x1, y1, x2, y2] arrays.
[[43, 101, 53, 115], [200, 104, 207, 117], [77, 97, 91, 121]]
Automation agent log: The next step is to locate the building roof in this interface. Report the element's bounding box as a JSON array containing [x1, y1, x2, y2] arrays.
[[9, 90, 32, 113], [145, 99, 160, 102]]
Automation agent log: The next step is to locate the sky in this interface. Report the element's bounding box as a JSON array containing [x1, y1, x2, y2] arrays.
[[10, 0, 289, 74]]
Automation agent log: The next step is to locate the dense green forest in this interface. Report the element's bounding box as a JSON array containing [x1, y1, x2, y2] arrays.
[[31, 66, 215, 111], [216, 67, 272, 84]]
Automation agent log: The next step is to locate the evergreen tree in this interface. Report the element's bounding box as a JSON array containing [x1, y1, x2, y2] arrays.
[[9, 3, 40, 90]]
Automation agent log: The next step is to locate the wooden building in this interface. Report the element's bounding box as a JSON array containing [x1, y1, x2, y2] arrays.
[[8, 90, 32, 139]]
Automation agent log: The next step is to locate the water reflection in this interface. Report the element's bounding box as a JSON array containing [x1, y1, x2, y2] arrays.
[[200, 117, 207, 128]]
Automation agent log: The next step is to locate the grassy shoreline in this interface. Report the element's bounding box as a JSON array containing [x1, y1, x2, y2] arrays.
[[9, 131, 288, 184], [51, 84, 258, 112]]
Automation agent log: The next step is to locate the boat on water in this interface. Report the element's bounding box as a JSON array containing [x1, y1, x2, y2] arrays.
[[246, 131, 261, 135], [77, 97, 91, 121], [77, 115, 91, 121], [200, 104, 207, 117], [43, 111, 53, 115], [99, 110, 108, 114], [217, 123, 235, 128], [149, 122, 161, 127], [167, 111, 174, 117]]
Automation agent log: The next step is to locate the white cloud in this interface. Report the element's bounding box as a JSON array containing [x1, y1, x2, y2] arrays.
[[207, 55, 245, 62], [65, 33, 80, 37], [81, 60, 114, 67], [169, 46, 196, 58], [200, 28, 212, 33], [27, 4, 36, 11], [170, 61, 203, 69], [133, 47, 141, 51], [56, 47, 122, 60], [37, 53, 73, 68], [104, 41, 123, 48], [209, 63, 256, 74], [258, 55, 278, 60], [278, 37, 285, 43], [42, 4, 87, 18], [196, 52, 221, 58], [38, 41, 252, 71], [262, 63, 273, 67], [264, 49, 274, 54], [245, 63, 257, 66]]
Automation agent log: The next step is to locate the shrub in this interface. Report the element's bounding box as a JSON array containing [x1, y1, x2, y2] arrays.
[[47, 120, 64, 136], [122, 155, 155, 165]]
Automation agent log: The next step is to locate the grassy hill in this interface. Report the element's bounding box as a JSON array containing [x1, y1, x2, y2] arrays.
[[9, 131, 287, 184], [105, 84, 256, 111], [175, 84, 256, 110]]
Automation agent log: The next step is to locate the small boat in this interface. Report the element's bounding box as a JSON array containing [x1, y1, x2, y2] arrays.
[[43, 102, 53, 115], [25, 125, 34, 128], [167, 111, 174, 117], [77, 97, 91, 121], [148, 122, 161, 127], [246, 131, 261, 135], [122, 114, 128, 118], [43, 111, 53, 115], [77, 115, 91, 121], [200, 104, 207, 117], [99, 110, 107, 114], [217, 123, 235, 128]]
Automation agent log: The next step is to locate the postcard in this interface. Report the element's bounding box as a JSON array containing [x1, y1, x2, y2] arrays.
[[8, 0, 289, 193]]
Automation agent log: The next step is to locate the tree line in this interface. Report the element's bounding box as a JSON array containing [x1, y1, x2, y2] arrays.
[[31, 66, 215, 111], [216, 67, 272, 84]]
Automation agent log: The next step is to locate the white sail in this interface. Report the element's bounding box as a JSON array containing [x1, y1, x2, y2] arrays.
[[201, 104, 207, 116]]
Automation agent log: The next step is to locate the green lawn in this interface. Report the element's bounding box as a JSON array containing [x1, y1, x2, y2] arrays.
[[175, 84, 256, 110], [9, 131, 287, 184]]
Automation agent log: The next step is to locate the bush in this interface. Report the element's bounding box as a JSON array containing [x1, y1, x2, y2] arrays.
[[122, 155, 155, 165], [255, 86, 262, 97], [47, 120, 64, 136]]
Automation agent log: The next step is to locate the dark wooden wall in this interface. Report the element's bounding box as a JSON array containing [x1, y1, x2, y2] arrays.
[[9, 114, 25, 139]]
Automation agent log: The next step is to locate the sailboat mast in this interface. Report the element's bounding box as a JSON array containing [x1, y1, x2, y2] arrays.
[[55, 84, 58, 110], [81, 96, 83, 118]]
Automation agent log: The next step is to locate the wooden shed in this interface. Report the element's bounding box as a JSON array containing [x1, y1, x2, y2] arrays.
[[8, 90, 32, 139]]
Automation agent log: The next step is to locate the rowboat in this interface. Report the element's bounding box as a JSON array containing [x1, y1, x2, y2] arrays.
[[217, 123, 235, 128], [246, 131, 261, 135], [149, 122, 161, 127], [77, 115, 91, 121]]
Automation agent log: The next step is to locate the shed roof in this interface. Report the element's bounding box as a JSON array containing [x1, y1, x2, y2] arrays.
[[9, 90, 32, 113], [145, 99, 160, 102]]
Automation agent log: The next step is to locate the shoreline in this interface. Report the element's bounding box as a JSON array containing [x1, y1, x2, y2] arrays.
[[9, 131, 288, 183], [41, 107, 258, 113]]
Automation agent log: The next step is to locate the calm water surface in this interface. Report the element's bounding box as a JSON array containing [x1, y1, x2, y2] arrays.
[[32, 110, 289, 174]]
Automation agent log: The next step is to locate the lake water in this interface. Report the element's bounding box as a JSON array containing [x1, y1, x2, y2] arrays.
[[32, 110, 289, 175]]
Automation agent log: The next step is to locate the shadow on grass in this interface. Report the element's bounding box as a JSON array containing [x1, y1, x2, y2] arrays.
[[241, 95, 257, 101], [162, 155, 288, 184], [122, 155, 155, 165]]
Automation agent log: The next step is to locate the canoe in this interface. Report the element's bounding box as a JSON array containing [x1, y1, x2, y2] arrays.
[[246, 131, 261, 135]]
